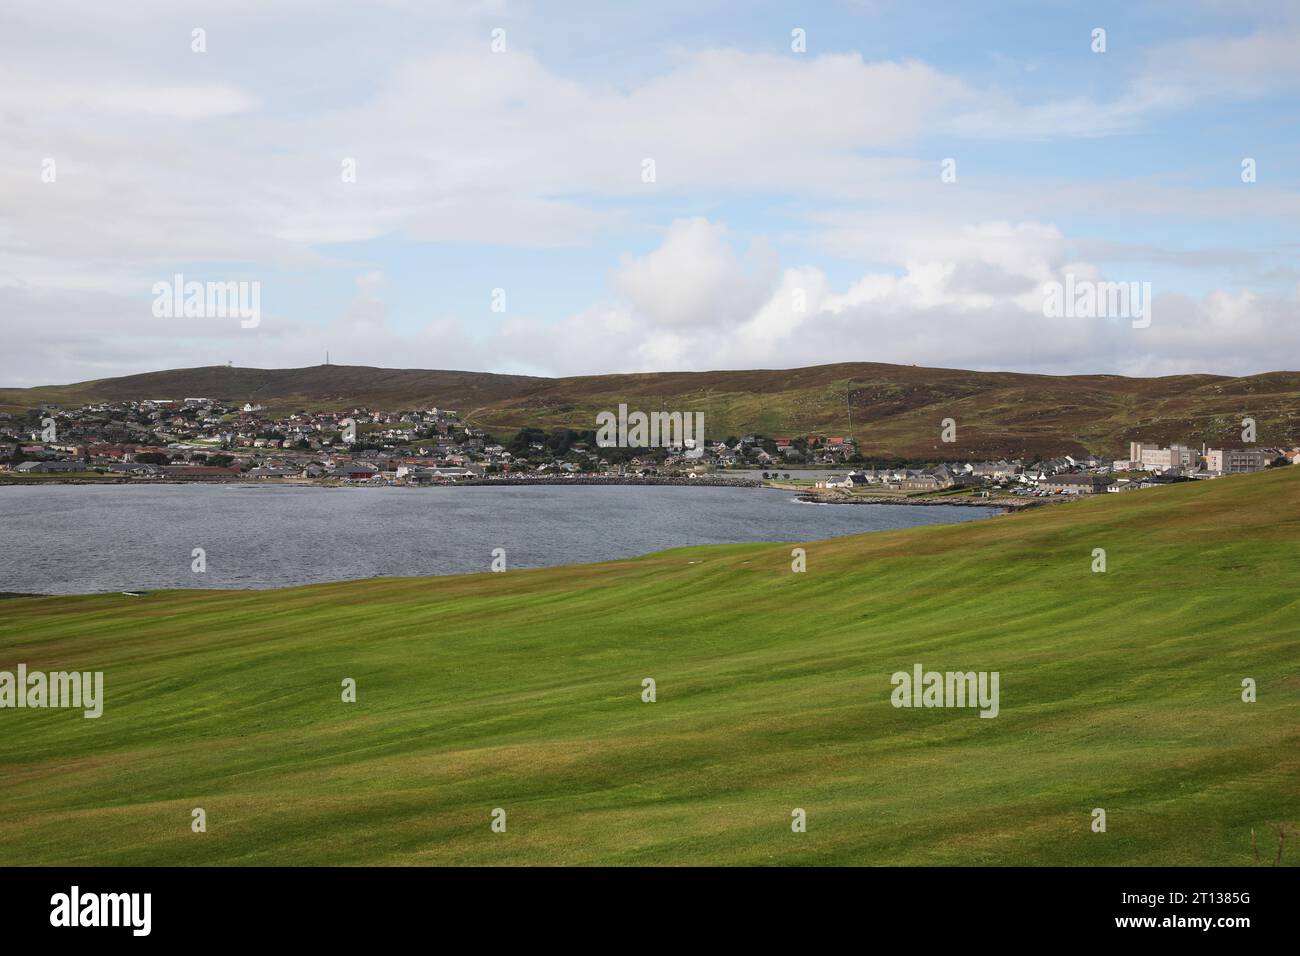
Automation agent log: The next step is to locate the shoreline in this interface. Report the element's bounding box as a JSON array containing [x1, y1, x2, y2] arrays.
[[0, 475, 764, 489], [0, 474, 1067, 509], [791, 489, 1058, 510]]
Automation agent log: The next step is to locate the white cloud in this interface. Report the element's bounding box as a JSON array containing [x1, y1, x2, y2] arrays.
[[2, 3, 1298, 386], [4, 215, 1297, 388], [484, 217, 1300, 380], [611, 218, 778, 329]]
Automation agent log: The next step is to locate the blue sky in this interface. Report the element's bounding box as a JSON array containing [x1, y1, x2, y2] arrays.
[[1, 0, 1298, 385]]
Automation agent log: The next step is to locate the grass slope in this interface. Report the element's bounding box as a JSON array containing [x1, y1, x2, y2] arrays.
[[1, 468, 1298, 865], [5, 362, 1300, 456]]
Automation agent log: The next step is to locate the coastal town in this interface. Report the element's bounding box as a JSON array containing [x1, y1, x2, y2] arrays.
[[1, 397, 1296, 498], [808, 441, 1289, 498]]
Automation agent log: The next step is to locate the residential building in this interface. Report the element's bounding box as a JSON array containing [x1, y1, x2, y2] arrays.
[[13, 460, 86, 473], [1039, 474, 1114, 494], [1128, 443, 1197, 470], [1205, 447, 1268, 475]]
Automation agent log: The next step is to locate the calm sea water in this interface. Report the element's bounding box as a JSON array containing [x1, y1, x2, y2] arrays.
[[0, 484, 997, 595]]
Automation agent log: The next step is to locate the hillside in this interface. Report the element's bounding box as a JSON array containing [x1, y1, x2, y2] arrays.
[[5, 362, 1300, 457], [0, 365, 542, 420], [1, 468, 1297, 865]]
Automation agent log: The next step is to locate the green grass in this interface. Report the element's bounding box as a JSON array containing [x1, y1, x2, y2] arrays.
[[1, 468, 1298, 865]]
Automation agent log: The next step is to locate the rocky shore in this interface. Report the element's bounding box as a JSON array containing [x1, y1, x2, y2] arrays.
[[0, 474, 764, 489], [794, 490, 1054, 510], [451, 476, 762, 488]]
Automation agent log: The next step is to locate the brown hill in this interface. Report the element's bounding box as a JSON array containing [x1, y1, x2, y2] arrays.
[[4, 362, 1299, 458]]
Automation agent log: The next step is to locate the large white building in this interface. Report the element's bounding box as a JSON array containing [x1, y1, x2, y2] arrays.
[[1129, 442, 1269, 475], [1128, 442, 1197, 470]]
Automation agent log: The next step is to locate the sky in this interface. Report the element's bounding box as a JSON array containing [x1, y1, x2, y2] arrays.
[[1, 0, 1298, 387]]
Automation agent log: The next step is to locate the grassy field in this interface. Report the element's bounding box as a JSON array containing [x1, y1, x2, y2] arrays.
[[1, 468, 1298, 866]]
